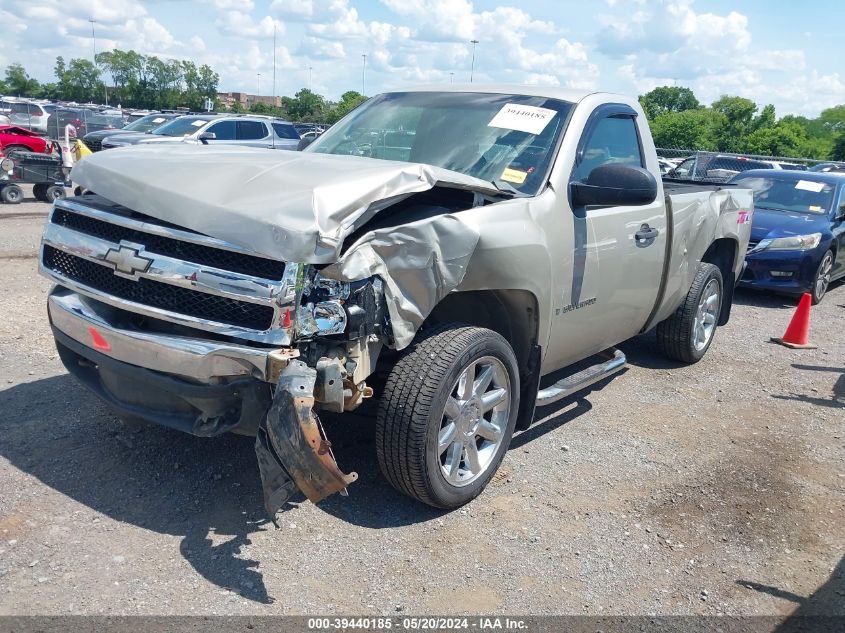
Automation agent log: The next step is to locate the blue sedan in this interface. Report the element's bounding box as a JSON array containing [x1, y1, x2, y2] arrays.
[[730, 170, 845, 303]]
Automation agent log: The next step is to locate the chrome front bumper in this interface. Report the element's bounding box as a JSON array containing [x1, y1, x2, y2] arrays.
[[48, 287, 290, 383]]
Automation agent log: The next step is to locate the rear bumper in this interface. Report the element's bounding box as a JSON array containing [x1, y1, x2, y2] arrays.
[[47, 287, 294, 436]]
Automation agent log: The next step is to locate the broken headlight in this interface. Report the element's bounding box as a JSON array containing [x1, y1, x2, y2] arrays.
[[297, 272, 387, 340]]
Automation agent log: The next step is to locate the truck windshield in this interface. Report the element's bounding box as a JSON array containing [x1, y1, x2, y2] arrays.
[[735, 176, 834, 215], [307, 91, 574, 195]]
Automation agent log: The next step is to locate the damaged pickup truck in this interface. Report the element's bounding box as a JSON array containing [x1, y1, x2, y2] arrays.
[[39, 86, 753, 517]]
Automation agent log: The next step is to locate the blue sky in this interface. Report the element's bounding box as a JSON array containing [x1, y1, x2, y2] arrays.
[[1, 0, 843, 116]]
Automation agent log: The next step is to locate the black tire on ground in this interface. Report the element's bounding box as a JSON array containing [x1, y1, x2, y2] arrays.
[[811, 250, 834, 305], [45, 186, 65, 201], [656, 262, 723, 364], [0, 184, 23, 204], [32, 183, 49, 202], [376, 324, 520, 509]]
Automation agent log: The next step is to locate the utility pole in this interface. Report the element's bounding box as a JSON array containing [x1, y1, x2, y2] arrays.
[[89, 18, 108, 105], [470, 39, 479, 83], [272, 23, 276, 107], [361, 54, 367, 95]]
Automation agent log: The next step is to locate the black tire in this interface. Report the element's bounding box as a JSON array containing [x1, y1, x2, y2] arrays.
[[376, 324, 520, 509], [811, 250, 834, 305], [0, 184, 23, 204], [45, 185, 65, 201], [32, 183, 49, 202], [3, 145, 29, 156], [656, 262, 723, 364]]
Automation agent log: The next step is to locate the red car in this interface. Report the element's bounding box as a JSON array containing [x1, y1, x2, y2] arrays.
[[0, 125, 49, 154]]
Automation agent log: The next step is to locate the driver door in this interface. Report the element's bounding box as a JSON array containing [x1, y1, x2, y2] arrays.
[[545, 106, 667, 369]]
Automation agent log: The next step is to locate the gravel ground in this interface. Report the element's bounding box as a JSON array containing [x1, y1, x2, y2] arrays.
[[0, 197, 842, 616]]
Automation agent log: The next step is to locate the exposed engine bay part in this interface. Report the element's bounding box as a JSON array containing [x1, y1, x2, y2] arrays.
[[256, 360, 358, 522]]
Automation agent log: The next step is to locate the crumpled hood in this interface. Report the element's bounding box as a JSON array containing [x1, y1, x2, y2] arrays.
[[70, 144, 498, 264]]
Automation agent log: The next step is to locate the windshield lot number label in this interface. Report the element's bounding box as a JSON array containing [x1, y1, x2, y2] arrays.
[[488, 103, 556, 135]]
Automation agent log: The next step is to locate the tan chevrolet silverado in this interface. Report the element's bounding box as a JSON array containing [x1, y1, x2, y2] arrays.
[[39, 85, 753, 519]]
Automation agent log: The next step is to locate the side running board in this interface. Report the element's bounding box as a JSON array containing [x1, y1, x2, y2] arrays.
[[535, 348, 627, 407]]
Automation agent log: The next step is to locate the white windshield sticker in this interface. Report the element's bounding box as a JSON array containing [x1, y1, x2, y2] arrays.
[[191, 120, 205, 127], [152, 117, 165, 123], [488, 103, 556, 135], [795, 180, 825, 193]]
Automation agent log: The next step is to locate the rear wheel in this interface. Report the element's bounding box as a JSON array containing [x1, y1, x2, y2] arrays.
[[45, 185, 65, 201], [376, 325, 520, 509], [0, 184, 23, 204], [811, 250, 834, 305], [656, 262, 723, 364], [32, 183, 49, 202]]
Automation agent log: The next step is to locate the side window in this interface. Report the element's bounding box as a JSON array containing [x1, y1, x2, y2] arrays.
[[272, 123, 300, 139], [206, 120, 237, 140], [238, 120, 269, 140], [575, 115, 643, 182]]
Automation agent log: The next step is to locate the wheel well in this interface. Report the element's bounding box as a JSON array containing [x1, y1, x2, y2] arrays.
[[701, 238, 738, 325], [423, 290, 539, 373]]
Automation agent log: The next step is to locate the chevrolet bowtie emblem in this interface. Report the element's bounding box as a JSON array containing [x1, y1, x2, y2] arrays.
[[103, 244, 153, 279]]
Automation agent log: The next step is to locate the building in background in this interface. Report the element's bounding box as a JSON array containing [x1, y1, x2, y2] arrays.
[[217, 92, 281, 110]]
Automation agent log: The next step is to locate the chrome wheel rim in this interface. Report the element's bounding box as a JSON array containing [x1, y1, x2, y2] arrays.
[[815, 253, 833, 300], [438, 356, 511, 487], [693, 279, 720, 352]]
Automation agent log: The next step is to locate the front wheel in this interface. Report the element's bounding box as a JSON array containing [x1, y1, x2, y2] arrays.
[[656, 262, 723, 364], [811, 250, 834, 305], [0, 184, 23, 204], [45, 185, 66, 202], [376, 325, 520, 509]]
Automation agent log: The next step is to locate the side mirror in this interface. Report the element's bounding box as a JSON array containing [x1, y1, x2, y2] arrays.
[[198, 131, 216, 144], [570, 164, 658, 208], [297, 135, 316, 151]]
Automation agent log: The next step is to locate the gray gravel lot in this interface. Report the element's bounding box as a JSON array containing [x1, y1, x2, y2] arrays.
[[0, 196, 842, 616]]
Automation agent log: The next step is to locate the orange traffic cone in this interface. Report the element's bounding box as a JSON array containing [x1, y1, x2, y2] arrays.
[[771, 293, 817, 349]]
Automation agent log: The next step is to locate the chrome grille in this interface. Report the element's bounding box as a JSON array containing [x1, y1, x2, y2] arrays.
[[39, 198, 298, 345], [43, 245, 275, 330]]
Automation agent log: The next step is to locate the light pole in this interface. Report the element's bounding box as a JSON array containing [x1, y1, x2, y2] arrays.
[[308, 66, 313, 91], [470, 39, 479, 83], [257, 72, 261, 101], [450, 72, 454, 84], [361, 54, 367, 95], [89, 18, 108, 105]]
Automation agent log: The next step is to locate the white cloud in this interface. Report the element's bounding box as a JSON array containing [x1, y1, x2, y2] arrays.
[[214, 12, 283, 39]]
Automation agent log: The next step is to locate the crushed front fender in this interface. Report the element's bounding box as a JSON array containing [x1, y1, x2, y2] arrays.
[[255, 360, 358, 522]]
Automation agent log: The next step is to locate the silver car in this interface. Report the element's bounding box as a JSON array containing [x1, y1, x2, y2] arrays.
[[0, 99, 51, 134], [105, 114, 301, 150]]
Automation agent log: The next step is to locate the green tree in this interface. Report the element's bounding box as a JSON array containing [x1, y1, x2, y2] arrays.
[[650, 108, 722, 150], [818, 105, 845, 132], [249, 101, 272, 114], [325, 90, 367, 124], [638, 86, 700, 120], [4, 63, 41, 97], [831, 133, 845, 161], [745, 120, 808, 157], [711, 95, 758, 152], [281, 88, 325, 121]]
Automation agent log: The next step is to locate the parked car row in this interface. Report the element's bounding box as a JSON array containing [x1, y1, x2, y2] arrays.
[[98, 114, 302, 151]]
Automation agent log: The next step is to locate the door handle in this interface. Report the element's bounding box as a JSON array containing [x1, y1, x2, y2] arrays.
[[635, 224, 659, 245]]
